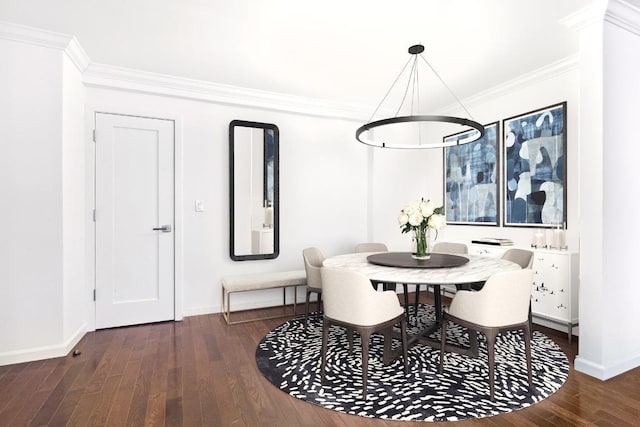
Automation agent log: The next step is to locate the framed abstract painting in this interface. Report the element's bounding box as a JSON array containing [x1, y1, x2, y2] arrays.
[[502, 102, 567, 227], [443, 122, 499, 225]]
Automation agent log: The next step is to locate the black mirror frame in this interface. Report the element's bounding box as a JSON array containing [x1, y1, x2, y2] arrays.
[[229, 120, 280, 261]]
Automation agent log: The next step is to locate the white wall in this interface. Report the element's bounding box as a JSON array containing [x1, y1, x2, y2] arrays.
[[85, 87, 369, 318], [600, 21, 640, 375], [61, 54, 87, 340], [574, 5, 640, 380], [0, 38, 64, 358]]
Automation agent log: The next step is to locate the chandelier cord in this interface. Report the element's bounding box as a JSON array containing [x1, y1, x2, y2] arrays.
[[367, 56, 413, 123], [355, 44, 485, 149], [412, 56, 423, 144], [418, 53, 476, 120], [395, 57, 418, 118]]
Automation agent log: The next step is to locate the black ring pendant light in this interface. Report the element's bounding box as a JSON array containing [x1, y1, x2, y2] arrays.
[[355, 44, 485, 149]]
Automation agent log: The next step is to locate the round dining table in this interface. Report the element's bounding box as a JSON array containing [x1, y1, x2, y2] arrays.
[[323, 251, 521, 362], [323, 251, 520, 286]]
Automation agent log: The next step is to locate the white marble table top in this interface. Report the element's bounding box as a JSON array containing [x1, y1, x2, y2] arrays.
[[323, 252, 520, 285]]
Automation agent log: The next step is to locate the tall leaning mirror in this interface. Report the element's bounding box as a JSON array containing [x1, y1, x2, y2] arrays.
[[229, 120, 279, 260]]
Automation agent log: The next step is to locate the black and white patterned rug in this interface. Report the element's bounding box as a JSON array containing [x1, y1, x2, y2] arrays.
[[256, 305, 569, 422]]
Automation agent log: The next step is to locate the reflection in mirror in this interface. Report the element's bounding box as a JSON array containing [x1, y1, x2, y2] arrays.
[[229, 120, 279, 260]]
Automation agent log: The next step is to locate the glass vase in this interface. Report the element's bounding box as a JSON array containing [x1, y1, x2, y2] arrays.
[[412, 228, 431, 259]]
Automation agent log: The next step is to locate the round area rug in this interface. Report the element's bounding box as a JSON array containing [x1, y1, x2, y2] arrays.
[[256, 305, 569, 422]]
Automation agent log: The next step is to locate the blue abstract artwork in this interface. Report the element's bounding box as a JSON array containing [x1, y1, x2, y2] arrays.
[[444, 122, 499, 225], [502, 102, 566, 227]]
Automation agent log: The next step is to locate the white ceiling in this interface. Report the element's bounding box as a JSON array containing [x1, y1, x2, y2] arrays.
[[0, 0, 591, 110]]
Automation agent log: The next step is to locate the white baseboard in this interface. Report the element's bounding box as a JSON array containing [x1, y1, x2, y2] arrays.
[[0, 323, 87, 366], [575, 353, 640, 380], [183, 305, 218, 317]]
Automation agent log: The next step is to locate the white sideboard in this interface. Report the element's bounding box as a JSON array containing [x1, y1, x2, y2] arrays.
[[530, 249, 579, 342], [468, 244, 579, 341]]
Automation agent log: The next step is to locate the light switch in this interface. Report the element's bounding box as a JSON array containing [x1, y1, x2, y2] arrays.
[[195, 200, 205, 212]]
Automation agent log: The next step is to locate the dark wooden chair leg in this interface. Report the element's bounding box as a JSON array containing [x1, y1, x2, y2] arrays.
[[304, 289, 311, 329], [528, 302, 534, 339], [439, 317, 446, 373], [347, 328, 354, 353], [361, 330, 371, 399], [321, 318, 329, 381], [305, 289, 322, 331], [401, 318, 408, 374], [469, 329, 479, 357], [486, 329, 498, 401], [524, 322, 533, 388]]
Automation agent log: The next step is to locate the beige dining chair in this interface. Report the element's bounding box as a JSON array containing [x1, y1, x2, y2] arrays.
[[501, 248, 535, 335], [355, 242, 412, 322], [302, 247, 325, 329], [501, 248, 534, 269], [320, 267, 408, 399], [439, 268, 533, 401], [414, 241, 468, 315], [354, 242, 389, 293], [354, 242, 388, 253]]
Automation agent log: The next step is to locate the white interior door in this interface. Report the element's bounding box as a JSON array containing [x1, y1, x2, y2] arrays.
[[95, 113, 174, 329]]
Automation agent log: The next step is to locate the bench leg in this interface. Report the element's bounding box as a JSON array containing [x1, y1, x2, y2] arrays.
[[293, 286, 298, 317], [222, 287, 232, 325], [222, 281, 307, 325]]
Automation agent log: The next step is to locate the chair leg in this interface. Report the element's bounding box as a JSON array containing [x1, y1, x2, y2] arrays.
[[524, 322, 533, 389], [528, 302, 534, 339], [361, 331, 371, 399], [469, 329, 479, 357], [401, 318, 408, 374], [316, 291, 322, 315], [304, 289, 311, 329], [486, 329, 498, 401], [321, 318, 329, 382], [439, 317, 446, 374]]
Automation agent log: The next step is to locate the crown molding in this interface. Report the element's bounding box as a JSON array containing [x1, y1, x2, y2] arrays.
[[83, 62, 371, 121], [440, 54, 578, 114], [560, 1, 607, 31], [606, 0, 640, 36], [0, 20, 367, 120], [0, 20, 89, 72], [561, 0, 640, 36], [1, 19, 582, 123]]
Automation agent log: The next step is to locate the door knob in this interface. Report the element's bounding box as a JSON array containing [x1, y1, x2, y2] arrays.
[[152, 224, 172, 232]]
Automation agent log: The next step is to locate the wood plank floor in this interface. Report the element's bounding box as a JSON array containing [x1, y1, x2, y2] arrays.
[[1, 293, 639, 426]]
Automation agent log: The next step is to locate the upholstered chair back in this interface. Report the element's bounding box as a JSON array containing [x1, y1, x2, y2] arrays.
[[501, 248, 534, 269], [447, 269, 533, 327], [321, 267, 403, 327], [355, 242, 388, 253], [433, 242, 468, 254], [303, 247, 325, 289]]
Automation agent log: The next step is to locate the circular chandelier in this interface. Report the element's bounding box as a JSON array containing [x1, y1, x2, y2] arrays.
[[356, 44, 484, 149]]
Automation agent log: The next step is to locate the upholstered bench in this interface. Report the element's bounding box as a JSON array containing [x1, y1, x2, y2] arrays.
[[221, 270, 307, 324]]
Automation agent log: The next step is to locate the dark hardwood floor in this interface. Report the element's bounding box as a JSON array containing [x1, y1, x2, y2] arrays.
[[1, 292, 639, 427]]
